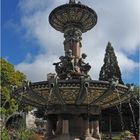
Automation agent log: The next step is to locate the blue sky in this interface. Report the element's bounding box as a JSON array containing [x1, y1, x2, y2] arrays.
[[1, 0, 40, 64], [1, 0, 140, 85]]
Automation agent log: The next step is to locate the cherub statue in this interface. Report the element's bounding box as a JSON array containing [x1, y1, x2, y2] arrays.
[[53, 56, 66, 75], [65, 49, 75, 72], [78, 53, 91, 75]]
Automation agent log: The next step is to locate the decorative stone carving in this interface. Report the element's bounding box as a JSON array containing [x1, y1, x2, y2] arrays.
[[64, 28, 82, 45], [47, 73, 56, 81], [109, 76, 119, 90], [49, 2, 97, 33], [53, 50, 91, 79], [78, 53, 91, 75], [53, 49, 76, 79]]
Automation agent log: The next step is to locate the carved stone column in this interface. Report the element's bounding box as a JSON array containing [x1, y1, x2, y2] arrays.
[[45, 115, 57, 140], [62, 120, 69, 135], [55, 115, 62, 136], [59, 114, 70, 140], [64, 27, 82, 63], [81, 114, 92, 140], [89, 121, 94, 136], [92, 120, 101, 140]]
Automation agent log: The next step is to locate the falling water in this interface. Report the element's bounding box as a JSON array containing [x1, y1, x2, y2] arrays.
[[46, 88, 53, 110], [116, 91, 122, 108], [134, 96, 140, 105], [85, 85, 90, 115], [115, 89, 125, 131], [128, 102, 137, 131], [136, 100, 140, 105]]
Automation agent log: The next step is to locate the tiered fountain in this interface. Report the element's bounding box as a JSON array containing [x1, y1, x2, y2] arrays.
[[12, 0, 133, 140]]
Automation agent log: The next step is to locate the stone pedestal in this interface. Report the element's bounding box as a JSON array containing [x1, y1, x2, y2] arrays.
[[62, 120, 69, 135], [59, 115, 70, 140], [55, 116, 62, 135], [45, 118, 55, 139], [92, 121, 101, 140], [45, 106, 101, 140], [64, 41, 81, 63], [69, 116, 83, 136], [83, 119, 90, 138], [89, 121, 94, 136], [80, 114, 96, 140], [64, 28, 82, 64]]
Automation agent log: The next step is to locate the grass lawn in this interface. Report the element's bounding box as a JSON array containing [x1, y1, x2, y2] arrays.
[[101, 132, 121, 140]]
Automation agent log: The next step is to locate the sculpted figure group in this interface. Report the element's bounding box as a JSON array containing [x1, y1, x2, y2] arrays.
[[53, 49, 91, 79]]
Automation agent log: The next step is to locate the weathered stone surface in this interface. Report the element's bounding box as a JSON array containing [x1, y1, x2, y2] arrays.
[[85, 137, 98, 140]]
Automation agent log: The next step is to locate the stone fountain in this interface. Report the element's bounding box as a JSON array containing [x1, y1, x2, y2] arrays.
[[12, 0, 133, 140]]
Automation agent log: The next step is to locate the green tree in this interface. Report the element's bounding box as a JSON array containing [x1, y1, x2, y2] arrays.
[[0, 58, 26, 116], [99, 42, 124, 84]]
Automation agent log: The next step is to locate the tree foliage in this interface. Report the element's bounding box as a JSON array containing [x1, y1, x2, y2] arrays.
[[1, 128, 35, 140], [99, 42, 124, 84], [0, 58, 26, 116]]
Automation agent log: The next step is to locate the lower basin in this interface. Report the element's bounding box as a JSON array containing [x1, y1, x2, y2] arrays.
[[12, 79, 132, 110]]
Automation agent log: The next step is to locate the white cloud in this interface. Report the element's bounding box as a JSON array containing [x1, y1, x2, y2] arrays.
[[16, 54, 57, 82], [15, 0, 140, 83], [116, 52, 139, 79]]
